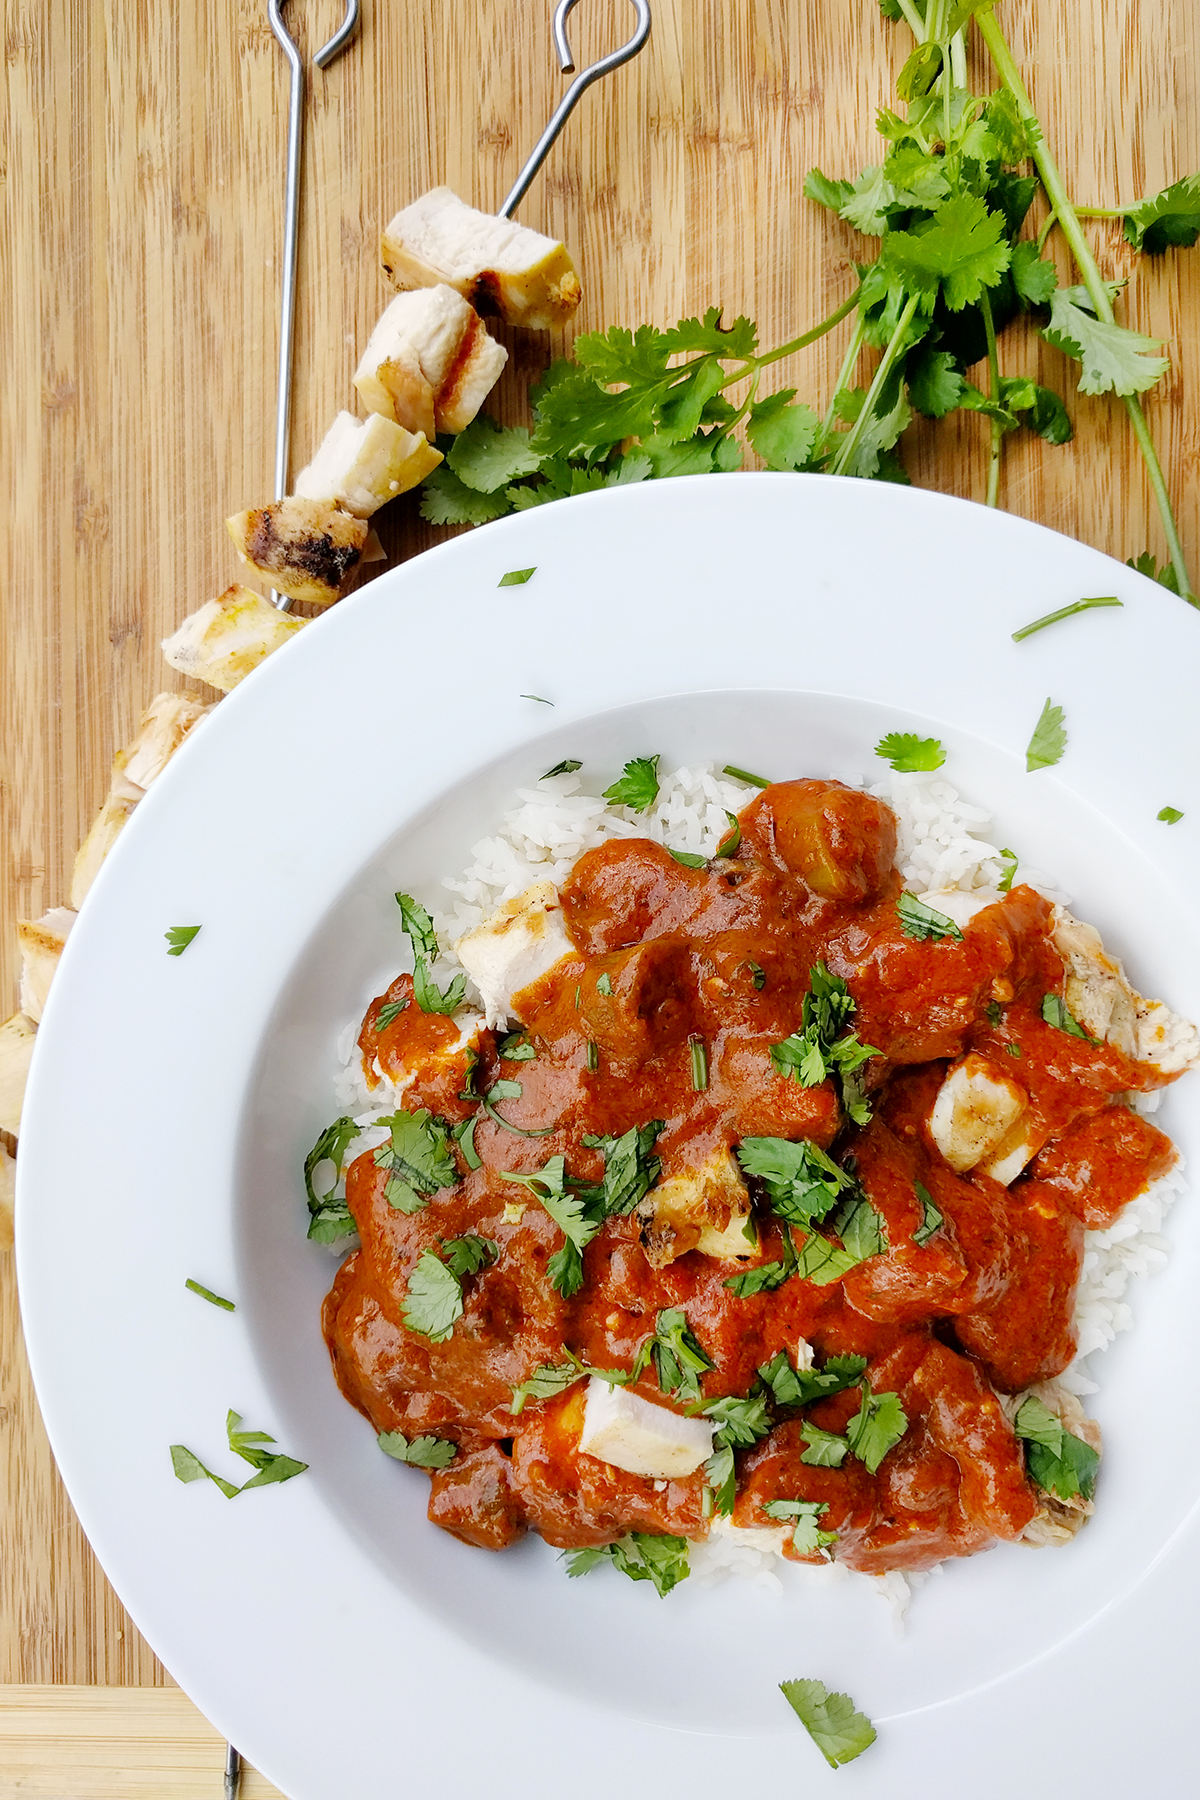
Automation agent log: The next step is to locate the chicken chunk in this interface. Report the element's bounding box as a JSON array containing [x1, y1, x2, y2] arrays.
[[916, 886, 1002, 930], [17, 908, 76, 1023], [1052, 904, 1200, 1075], [454, 883, 574, 1028], [354, 284, 507, 440], [929, 1052, 1029, 1174], [292, 411, 442, 517], [578, 1377, 713, 1478], [634, 1145, 756, 1266], [162, 584, 306, 693], [0, 1142, 13, 1250], [0, 1014, 37, 1136], [999, 1380, 1102, 1546], [380, 187, 583, 331], [226, 497, 368, 607]]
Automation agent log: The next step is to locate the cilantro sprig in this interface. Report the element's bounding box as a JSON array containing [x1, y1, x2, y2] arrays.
[[170, 1411, 308, 1499], [564, 1532, 690, 1597], [769, 963, 879, 1123], [303, 1115, 361, 1242], [874, 730, 945, 772], [500, 1155, 600, 1297], [373, 1108, 458, 1213], [395, 892, 466, 1015], [780, 1678, 876, 1768], [1013, 1395, 1100, 1503]]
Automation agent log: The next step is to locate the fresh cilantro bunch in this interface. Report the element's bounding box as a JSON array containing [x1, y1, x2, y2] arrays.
[[415, 0, 1196, 602]]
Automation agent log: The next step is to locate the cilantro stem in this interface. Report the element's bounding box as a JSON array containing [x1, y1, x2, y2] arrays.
[[820, 315, 868, 448], [736, 286, 863, 379], [1012, 596, 1122, 641], [975, 7, 1196, 605], [1035, 208, 1059, 254], [1074, 205, 1131, 219], [979, 286, 1002, 509], [894, 0, 926, 38], [830, 293, 920, 477]]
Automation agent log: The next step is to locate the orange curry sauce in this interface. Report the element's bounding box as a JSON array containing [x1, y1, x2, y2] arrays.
[[322, 779, 1177, 1572]]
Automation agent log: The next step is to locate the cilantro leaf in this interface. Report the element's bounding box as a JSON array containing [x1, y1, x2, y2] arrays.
[[1009, 238, 1059, 305], [828, 1193, 889, 1260], [509, 1359, 587, 1415], [376, 998, 408, 1030], [702, 1391, 774, 1448], [803, 168, 855, 212], [896, 893, 964, 942], [1159, 806, 1184, 824], [603, 754, 660, 812], [999, 376, 1073, 444], [845, 1386, 908, 1473], [412, 958, 467, 1016], [1025, 697, 1067, 771], [1041, 992, 1096, 1041], [874, 730, 945, 772], [377, 1429, 457, 1468], [997, 848, 1018, 894], [1043, 287, 1169, 396], [645, 1307, 715, 1403], [303, 1115, 361, 1242], [445, 415, 541, 494], [501, 1156, 600, 1297], [912, 1181, 944, 1246], [225, 1411, 308, 1489], [906, 348, 967, 419], [791, 1231, 861, 1284], [758, 1350, 868, 1409], [402, 1248, 465, 1342], [668, 849, 707, 869], [800, 1422, 850, 1467], [165, 925, 201, 956], [419, 463, 512, 525], [880, 195, 1011, 310], [498, 566, 537, 587], [747, 390, 821, 470], [579, 1120, 663, 1217], [779, 1679, 877, 1768], [374, 1108, 458, 1211], [1127, 549, 1181, 595], [567, 1532, 691, 1596], [1123, 173, 1200, 254], [764, 1498, 837, 1556], [170, 1444, 241, 1499], [541, 759, 582, 778], [185, 1279, 235, 1312], [704, 1441, 738, 1515], [840, 163, 897, 235], [1012, 1395, 1064, 1453], [441, 1233, 498, 1278], [736, 1136, 856, 1226], [1014, 1398, 1100, 1502], [395, 892, 439, 961]]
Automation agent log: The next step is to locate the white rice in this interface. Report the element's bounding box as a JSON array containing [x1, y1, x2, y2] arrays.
[[329, 760, 1189, 1611]]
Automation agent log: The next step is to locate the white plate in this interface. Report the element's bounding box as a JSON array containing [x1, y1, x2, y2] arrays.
[[17, 474, 1200, 1798]]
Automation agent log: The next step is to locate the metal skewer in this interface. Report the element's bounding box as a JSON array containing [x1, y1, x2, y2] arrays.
[[223, 1741, 242, 1798], [267, 0, 361, 609], [499, 0, 652, 220]]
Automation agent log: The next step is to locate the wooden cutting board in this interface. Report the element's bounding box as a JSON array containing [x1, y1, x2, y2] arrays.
[[3, 0, 1198, 1789]]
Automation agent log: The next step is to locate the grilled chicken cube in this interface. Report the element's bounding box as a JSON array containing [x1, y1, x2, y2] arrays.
[[71, 793, 140, 909], [292, 411, 442, 518], [917, 886, 1002, 930], [635, 1146, 756, 1267], [0, 1013, 37, 1136], [17, 908, 76, 1023], [577, 1377, 713, 1478], [380, 187, 582, 331], [929, 1053, 1028, 1174], [162, 584, 306, 693], [226, 497, 367, 607], [1052, 905, 1200, 1074], [454, 883, 574, 1028], [354, 284, 507, 440]]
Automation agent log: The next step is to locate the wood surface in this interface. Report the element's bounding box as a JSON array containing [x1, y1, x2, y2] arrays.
[[2, 0, 1199, 1782]]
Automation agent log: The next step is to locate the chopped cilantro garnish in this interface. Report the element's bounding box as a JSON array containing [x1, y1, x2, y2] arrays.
[[542, 758, 582, 778], [1011, 595, 1121, 641], [985, 999, 1004, 1027], [736, 1136, 857, 1227], [412, 959, 467, 1016], [401, 1248, 465, 1342], [896, 892, 964, 941], [758, 1349, 867, 1408], [225, 1411, 309, 1489], [912, 1181, 944, 1247], [799, 1422, 850, 1467], [452, 1115, 482, 1170], [165, 925, 201, 956], [689, 1035, 709, 1091], [722, 764, 771, 788], [441, 1233, 498, 1278], [844, 1386, 907, 1474], [374, 1109, 458, 1212], [395, 892, 439, 960], [376, 997, 408, 1029], [765, 1498, 837, 1556], [521, 694, 554, 705], [564, 1532, 690, 1597], [303, 1115, 361, 1242], [377, 1429, 457, 1468], [791, 1231, 860, 1284], [596, 972, 613, 996], [874, 731, 945, 772], [1158, 805, 1184, 823], [770, 965, 879, 1120], [501, 1155, 599, 1296], [747, 960, 766, 990], [185, 1279, 235, 1312], [1026, 697, 1067, 771], [170, 1444, 241, 1499], [499, 1033, 537, 1060], [1041, 992, 1097, 1041], [1005, 1042, 1023, 1057], [498, 566, 536, 586], [698, 1393, 772, 1513], [578, 1120, 663, 1217], [715, 810, 741, 857], [603, 754, 660, 812], [1013, 1396, 1100, 1502], [668, 848, 707, 868], [636, 1307, 715, 1404], [998, 847, 1019, 893], [509, 1358, 586, 1415], [779, 1678, 876, 1768], [585, 1040, 599, 1072], [828, 1192, 889, 1260], [725, 1259, 792, 1297]]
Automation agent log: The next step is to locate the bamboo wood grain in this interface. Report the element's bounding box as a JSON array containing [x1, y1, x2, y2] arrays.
[[1, 0, 1198, 1760]]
